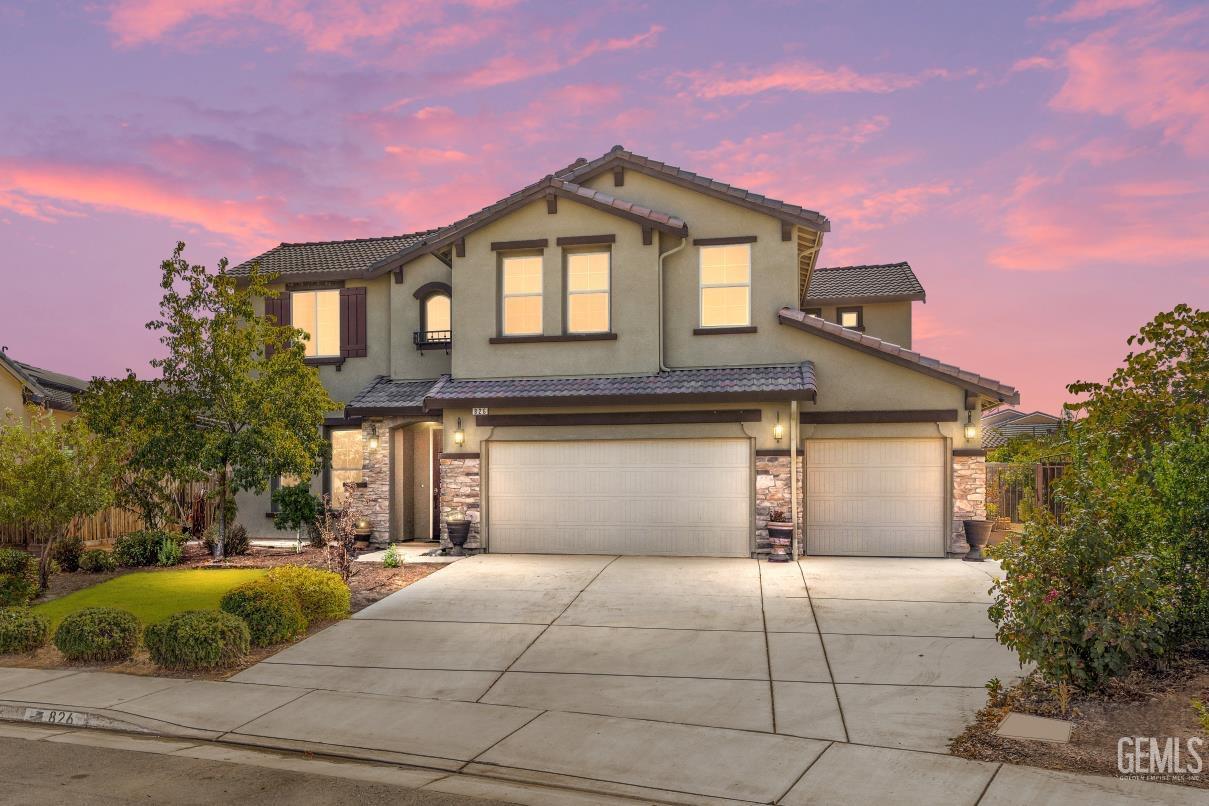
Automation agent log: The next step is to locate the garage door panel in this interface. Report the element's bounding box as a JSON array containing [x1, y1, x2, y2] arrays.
[[806, 438, 945, 558], [488, 439, 751, 557]]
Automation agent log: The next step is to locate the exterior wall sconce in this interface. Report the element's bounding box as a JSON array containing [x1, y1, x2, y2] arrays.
[[453, 417, 465, 448], [964, 411, 977, 441], [367, 423, 379, 450], [773, 412, 784, 442]]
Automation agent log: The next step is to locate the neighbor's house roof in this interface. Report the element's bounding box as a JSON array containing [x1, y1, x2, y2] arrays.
[[0, 351, 90, 412], [778, 308, 1019, 404], [805, 262, 925, 305], [981, 410, 1062, 449], [556, 145, 831, 233], [228, 232, 438, 280]]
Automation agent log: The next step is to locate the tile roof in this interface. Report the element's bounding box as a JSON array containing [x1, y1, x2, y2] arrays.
[[365, 175, 687, 277], [558, 145, 830, 232], [778, 307, 1020, 403], [229, 232, 439, 278], [982, 413, 1062, 449], [345, 377, 441, 415], [0, 352, 90, 412], [806, 262, 925, 304], [423, 363, 817, 407]]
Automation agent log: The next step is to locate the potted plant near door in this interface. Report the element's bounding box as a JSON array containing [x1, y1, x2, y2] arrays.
[[766, 509, 793, 563], [446, 515, 472, 556]]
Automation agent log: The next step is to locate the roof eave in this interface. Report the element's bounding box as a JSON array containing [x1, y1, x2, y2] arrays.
[[804, 292, 926, 306], [423, 388, 816, 410]]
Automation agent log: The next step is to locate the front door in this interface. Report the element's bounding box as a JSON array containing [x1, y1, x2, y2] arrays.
[[431, 428, 442, 540]]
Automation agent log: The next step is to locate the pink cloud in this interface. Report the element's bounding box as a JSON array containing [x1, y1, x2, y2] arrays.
[[1046, 0, 1155, 23], [383, 144, 472, 164], [679, 62, 948, 98]]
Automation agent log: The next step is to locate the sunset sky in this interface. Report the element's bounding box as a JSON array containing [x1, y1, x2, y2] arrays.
[[1, 0, 1205, 413]]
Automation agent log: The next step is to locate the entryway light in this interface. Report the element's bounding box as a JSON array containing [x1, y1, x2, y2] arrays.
[[453, 417, 465, 447], [773, 412, 784, 442], [964, 411, 977, 441], [367, 423, 379, 450]]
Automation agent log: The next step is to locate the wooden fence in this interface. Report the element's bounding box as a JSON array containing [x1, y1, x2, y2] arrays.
[[987, 462, 1068, 522]]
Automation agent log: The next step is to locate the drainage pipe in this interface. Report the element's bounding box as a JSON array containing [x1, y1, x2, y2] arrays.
[[657, 234, 688, 372]]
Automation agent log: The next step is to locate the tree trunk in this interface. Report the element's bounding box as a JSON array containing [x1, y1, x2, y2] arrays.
[[214, 468, 227, 562], [37, 531, 54, 592]]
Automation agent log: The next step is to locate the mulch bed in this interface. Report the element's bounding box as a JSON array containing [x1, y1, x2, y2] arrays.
[[951, 646, 1209, 788], [3, 545, 446, 681]]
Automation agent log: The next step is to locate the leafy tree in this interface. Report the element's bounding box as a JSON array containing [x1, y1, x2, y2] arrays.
[[0, 406, 123, 589], [79, 373, 204, 530], [147, 243, 338, 560], [272, 482, 321, 551]]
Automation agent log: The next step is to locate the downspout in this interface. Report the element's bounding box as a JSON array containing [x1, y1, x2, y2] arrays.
[[657, 234, 688, 372], [790, 398, 800, 561]]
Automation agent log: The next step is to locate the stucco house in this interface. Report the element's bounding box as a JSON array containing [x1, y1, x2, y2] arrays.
[[0, 348, 89, 425], [232, 146, 1018, 558]]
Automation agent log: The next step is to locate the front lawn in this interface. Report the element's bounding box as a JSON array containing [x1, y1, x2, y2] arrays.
[[33, 569, 266, 631]]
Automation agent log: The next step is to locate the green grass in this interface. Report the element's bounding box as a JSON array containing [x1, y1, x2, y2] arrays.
[[34, 569, 266, 631]]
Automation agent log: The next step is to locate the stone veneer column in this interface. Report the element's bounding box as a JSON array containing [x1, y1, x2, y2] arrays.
[[755, 454, 803, 557], [951, 454, 987, 553], [439, 455, 481, 551]]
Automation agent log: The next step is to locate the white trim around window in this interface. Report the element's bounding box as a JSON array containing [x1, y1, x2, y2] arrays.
[[698, 243, 751, 328], [500, 254, 543, 336]]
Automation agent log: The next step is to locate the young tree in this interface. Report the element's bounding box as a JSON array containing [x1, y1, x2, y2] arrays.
[[78, 373, 204, 530], [272, 482, 322, 552], [148, 242, 338, 560], [0, 406, 123, 589]]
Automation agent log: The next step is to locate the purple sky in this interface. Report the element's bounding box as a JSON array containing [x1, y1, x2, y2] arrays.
[[1, 0, 1205, 413]]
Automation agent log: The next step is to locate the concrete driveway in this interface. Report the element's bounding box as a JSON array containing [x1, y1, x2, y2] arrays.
[[224, 553, 1030, 803]]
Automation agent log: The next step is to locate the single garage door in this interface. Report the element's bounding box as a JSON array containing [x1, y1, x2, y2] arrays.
[[487, 439, 751, 556], [806, 438, 946, 557]]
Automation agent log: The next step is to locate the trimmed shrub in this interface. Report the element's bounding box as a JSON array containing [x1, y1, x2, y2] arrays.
[[156, 536, 183, 567], [113, 530, 176, 567], [0, 548, 38, 606], [0, 607, 50, 654], [144, 610, 250, 670], [203, 522, 250, 556], [53, 607, 141, 662], [52, 534, 85, 573], [220, 580, 306, 646], [265, 565, 350, 622], [78, 549, 118, 573]]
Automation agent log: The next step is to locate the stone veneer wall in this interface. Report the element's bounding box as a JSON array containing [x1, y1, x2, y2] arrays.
[[755, 454, 804, 557], [951, 454, 987, 553], [439, 455, 481, 551]]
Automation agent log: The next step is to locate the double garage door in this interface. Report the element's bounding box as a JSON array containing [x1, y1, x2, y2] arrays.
[[486, 437, 946, 558]]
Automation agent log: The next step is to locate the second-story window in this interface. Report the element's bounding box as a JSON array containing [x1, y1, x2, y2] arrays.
[[292, 289, 340, 357], [566, 250, 610, 333], [425, 293, 451, 334], [501, 254, 543, 336], [699, 244, 751, 328]]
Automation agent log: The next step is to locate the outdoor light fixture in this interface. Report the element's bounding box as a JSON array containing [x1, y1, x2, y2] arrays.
[[453, 417, 465, 447], [964, 411, 977, 441], [773, 412, 784, 442], [367, 424, 379, 450]]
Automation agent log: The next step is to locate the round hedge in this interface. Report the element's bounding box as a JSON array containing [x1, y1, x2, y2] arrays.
[[79, 549, 117, 574], [264, 566, 350, 623], [53, 607, 141, 662], [0, 607, 50, 654], [219, 580, 307, 647], [144, 610, 250, 670]]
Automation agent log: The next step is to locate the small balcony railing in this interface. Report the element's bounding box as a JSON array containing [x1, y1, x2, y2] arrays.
[[414, 329, 452, 353]]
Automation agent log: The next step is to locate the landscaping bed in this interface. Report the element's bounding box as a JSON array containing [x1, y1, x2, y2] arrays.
[[951, 646, 1209, 789]]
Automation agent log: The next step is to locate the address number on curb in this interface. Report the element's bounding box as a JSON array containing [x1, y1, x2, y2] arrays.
[[23, 707, 86, 726]]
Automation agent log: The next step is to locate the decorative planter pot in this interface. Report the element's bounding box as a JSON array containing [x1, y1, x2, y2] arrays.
[[767, 522, 794, 563], [447, 520, 471, 556], [962, 519, 993, 562]]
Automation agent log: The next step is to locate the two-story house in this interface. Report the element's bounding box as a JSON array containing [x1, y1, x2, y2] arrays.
[[231, 147, 1017, 559]]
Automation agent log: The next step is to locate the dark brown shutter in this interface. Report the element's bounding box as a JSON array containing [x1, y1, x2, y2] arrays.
[[264, 292, 291, 357], [340, 287, 367, 358]]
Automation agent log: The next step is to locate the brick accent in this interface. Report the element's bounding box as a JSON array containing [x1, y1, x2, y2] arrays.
[[439, 455, 481, 551], [951, 454, 987, 553], [755, 454, 803, 556]]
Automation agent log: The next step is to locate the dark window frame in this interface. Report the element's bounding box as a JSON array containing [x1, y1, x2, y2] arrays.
[[562, 244, 613, 336], [836, 306, 864, 331]]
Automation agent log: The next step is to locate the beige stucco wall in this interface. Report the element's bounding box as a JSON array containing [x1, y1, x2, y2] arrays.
[[802, 302, 913, 348], [0, 370, 24, 420], [450, 196, 661, 379], [389, 253, 453, 380]]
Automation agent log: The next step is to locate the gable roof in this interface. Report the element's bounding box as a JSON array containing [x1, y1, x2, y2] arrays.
[[557, 146, 830, 233], [805, 262, 925, 306], [0, 351, 90, 412], [365, 174, 688, 278], [228, 232, 438, 280], [777, 307, 1019, 403]]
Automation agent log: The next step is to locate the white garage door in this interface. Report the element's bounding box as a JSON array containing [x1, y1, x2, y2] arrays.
[[806, 438, 946, 557], [487, 439, 751, 556]]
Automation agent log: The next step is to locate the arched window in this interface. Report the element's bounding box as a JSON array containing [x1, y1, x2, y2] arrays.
[[412, 281, 452, 351], [425, 293, 451, 333]]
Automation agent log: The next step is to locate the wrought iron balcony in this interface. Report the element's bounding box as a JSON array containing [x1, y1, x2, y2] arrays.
[[414, 329, 452, 353]]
